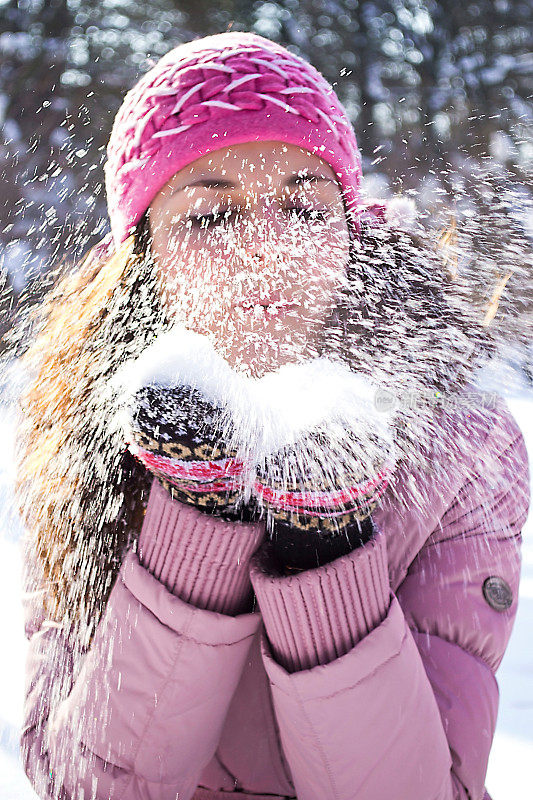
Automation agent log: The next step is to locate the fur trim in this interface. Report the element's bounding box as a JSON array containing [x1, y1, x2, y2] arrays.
[[109, 324, 397, 472], [384, 195, 418, 229]]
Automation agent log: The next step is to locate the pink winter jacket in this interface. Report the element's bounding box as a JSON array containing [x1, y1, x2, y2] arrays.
[[20, 391, 530, 800]]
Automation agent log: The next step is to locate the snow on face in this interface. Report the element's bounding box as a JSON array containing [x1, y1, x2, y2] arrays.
[[146, 140, 352, 379]]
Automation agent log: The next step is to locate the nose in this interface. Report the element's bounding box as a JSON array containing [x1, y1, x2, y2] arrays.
[[240, 193, 288, 242], [231, 252, 283, 297], [241, 195, 287, 253], [227, 195, 290, 293], [250, 251, 281, 274]]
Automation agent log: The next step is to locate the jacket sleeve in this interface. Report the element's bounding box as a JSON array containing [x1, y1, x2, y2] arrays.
[[248, 400, 530, 800], [21, 477, 265, 800]]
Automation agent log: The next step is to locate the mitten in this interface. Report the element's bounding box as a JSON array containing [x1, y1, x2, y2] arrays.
[[247, 358, 396, 573], [110, 325, 257, 521]]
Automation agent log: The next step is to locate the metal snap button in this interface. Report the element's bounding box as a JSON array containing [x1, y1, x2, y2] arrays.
[[482, 576, 513, 612]]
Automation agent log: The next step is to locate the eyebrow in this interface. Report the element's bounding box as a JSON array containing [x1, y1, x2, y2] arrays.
[[175, 174, 335, 193]]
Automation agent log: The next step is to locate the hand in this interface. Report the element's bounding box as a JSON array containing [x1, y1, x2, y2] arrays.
[[110, 326, 258, 521], [254, 428, 394, 573], [248, 359, 396, 573]]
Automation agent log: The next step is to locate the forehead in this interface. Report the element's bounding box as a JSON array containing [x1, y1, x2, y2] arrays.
[[164, 140, 338, 189]]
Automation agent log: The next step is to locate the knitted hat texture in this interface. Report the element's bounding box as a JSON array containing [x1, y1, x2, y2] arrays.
[[104, 31, 371, 248]]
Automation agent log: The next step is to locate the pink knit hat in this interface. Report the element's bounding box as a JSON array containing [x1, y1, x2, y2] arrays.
[[105, 30, 379, 250]]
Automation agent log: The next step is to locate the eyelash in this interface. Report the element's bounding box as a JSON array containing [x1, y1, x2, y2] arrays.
[[186, 208, 328, 227]]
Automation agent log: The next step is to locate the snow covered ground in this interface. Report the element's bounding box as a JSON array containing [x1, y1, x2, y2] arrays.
[[0, 360, 531, 799]]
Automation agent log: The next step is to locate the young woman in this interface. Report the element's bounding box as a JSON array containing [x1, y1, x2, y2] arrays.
[[16, 31, 529, 800]]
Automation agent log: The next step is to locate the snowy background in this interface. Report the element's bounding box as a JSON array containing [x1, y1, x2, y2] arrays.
[[0, 357, 531, 798]]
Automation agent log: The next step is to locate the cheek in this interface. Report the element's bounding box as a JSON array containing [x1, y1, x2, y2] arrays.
[[305, 253, 347, 295], [304, 222, 350, 275], [156, 239, 231, 295], [314, 257, 345, 284]]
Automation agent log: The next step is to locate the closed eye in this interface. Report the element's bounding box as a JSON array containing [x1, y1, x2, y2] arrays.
[[285, 207, 328, 221], [186, 207, 329, 228], [186, 210, 235, 228]]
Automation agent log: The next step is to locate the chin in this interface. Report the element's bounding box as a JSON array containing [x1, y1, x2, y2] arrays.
[[225, 339, 314, 378]]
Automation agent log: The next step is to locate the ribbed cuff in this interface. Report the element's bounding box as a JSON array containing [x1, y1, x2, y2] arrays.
[[248, 531, 390, 673], [137, 477, 266, 616]]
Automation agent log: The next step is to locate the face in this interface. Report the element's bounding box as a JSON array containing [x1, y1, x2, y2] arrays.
[[147, 140, 351, 377]]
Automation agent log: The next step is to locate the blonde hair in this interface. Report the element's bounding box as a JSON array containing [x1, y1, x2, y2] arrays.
[[15, 216, 170, 650]]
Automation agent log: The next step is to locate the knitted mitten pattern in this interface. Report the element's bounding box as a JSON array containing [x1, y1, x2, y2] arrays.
[[111, 326, 256, 521], [128, 382, 251, 519], [243, 358, 397, 573], [254, 426, 393, 573]]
